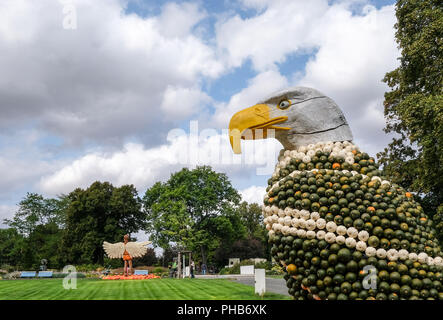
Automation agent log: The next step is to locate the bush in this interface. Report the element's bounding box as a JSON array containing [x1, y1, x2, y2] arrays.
[[1, 264, 16, 273], [85, 273, 100, 278], [266, 264, 284, 275], [219, 260, 272, 275], [153, 267, 166, 274], [52, 272, 86, 279], [75, 264, 102, 272], [3, 271, 21, 280], [104, 257, 123, 269], [255, 261, 272, 270]]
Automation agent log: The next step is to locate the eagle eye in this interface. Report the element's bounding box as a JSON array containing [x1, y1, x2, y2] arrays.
[[278, 99, 291, 110]]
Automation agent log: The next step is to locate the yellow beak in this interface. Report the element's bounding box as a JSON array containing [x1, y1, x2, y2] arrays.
[[228, 104, 289, 154]]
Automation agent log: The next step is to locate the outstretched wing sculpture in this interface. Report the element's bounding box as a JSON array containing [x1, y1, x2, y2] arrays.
[[103, 241, 152, 259]]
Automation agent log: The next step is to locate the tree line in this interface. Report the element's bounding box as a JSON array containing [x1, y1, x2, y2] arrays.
[[0, 166, 268, 270], [379, 0, 442, 245]]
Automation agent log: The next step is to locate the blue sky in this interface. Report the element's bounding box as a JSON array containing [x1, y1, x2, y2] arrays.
[[0, 0, 399, 229]]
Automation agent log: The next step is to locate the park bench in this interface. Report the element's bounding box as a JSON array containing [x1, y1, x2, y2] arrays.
[[20, 271, 36, 278], [37, 271, 53, 278], [134, 270, 149, 275]]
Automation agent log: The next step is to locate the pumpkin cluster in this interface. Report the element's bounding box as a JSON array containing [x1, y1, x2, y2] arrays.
[[102, 274, 161, 280], [262, 141, 443, 300]]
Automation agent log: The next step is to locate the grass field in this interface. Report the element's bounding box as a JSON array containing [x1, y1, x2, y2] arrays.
[[0, 278, 290, 300]]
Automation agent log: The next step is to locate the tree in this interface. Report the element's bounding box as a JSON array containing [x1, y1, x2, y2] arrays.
[[133, 248, 157, 267], [4, 193, 69, 236], [229, 238, 265, 260], [214, 237, 265, 267], [0, 228, 25, 268], [143, 166, 243, 265], [23, 222, 63, 269], [60, 181, 145, 265], [237, 201, 267, 239], [159, 246, 179, 268], [238, 201, 270, 259], [214, 202, 269, 267], [2, 193, 68, 268], [378, 0, 442, 221]]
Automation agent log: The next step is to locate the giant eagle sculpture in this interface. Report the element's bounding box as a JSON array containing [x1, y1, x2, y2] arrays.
[[229, 87, 443, 300]]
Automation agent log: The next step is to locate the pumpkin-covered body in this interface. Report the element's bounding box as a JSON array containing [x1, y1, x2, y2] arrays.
[[263, 141, 443, 300]]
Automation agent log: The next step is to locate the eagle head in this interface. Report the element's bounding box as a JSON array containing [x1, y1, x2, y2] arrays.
[[229, 86, 353, 153]]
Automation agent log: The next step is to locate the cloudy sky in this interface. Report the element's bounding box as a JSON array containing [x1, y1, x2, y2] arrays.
[[0, 0, 399, 229]]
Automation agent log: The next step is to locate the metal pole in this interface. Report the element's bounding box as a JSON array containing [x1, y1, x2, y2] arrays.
[[182, 253, 185, 279], [189, 252, 192, 278]]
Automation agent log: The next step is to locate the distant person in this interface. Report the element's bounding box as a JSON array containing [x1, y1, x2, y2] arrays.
[[201, 263, 207, 275], [172, 261, 177, 278], [190, 261, 195, 278]]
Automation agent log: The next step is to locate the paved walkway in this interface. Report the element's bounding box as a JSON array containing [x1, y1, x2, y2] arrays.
[[234, 277, 290, 296], [195, 274, 289, 296]]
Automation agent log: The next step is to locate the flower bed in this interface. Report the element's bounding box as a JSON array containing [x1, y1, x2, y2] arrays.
[[101, 274, 161, 280]]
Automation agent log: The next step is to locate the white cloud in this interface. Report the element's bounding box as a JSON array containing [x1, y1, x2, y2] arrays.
[[216, 0, 327, 70], [161, 86, 212, 120], [296, 4, 398, 157], [0, 129, 65, 201], [38, 132, 281, 196], [239, 0, 272, 10], [0, 0, 223, 146], [155, 2, 207, 38], [240, 185, 266, 205]]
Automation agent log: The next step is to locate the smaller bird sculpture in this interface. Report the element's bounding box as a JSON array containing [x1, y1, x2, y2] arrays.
[[103, 234, 152, 276]]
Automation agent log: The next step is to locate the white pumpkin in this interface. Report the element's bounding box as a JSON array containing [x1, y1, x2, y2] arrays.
[[316, 218, 326, 230], [326, 221, 337, 233], [398, 249, 409, 261], [376, 248, 387, 259], [336, 235, 346, 245], [300, 210, 310, 220], [297, 229, 307, 238], [325, 232, 336, 244], [358, 230, 369, 242], [306, 219, 316, 231], [345, 237, 356, 248], [387, 249, 399, 261], [336, 226, 347, 236], [418, 253, 428, 264], [356, 241, 367, 252], [316, 230, 326, 240], [310, 212, 320, 221], [408, 252, 418, 261], [306, 230, 316, 239], [346, 227, 358, 238], [365, 247, 376, 257]]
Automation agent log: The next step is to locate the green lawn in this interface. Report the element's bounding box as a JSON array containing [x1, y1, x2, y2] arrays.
[[0, 278, 290, 300]]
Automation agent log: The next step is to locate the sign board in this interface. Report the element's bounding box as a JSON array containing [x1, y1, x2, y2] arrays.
[[240, 265, 254, 275]]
